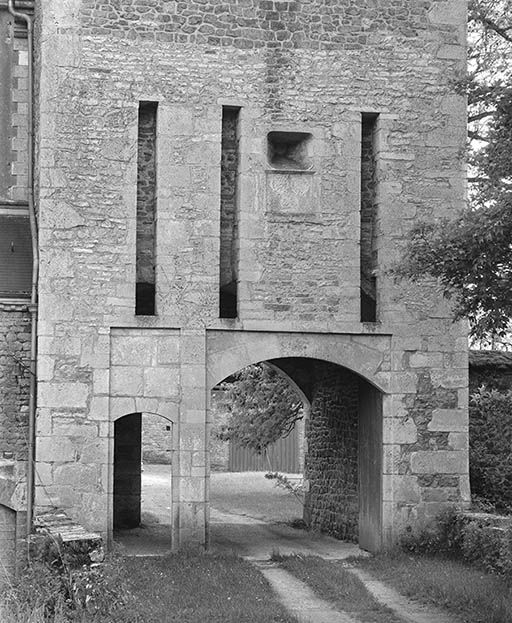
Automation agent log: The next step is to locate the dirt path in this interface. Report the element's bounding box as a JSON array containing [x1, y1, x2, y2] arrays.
[[256, 562, 360, 623], [349, 568, 460, 623]]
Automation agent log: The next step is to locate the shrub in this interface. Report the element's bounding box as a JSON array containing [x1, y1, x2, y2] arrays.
[[470, 388, 512, 513], [401, 508, 512, 581], [1, 534, 140, 623], [400, 507, 461, 554]]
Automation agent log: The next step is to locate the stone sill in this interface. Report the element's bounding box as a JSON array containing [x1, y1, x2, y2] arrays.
[[115, 315, 392, 337], [265, 168, 315, 175]]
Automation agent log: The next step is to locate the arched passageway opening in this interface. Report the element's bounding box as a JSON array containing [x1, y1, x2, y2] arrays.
[[113, 412, 173, 554], [209, 362, 306, 538], [208, 357, 383, 553]]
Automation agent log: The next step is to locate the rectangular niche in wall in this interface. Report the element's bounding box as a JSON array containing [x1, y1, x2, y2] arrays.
[[267, 131, 312, 171], [266, 130, 316, 214]]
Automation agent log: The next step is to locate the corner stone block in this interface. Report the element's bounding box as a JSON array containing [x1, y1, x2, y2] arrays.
[[408, 352, 444, 368], [51, 419, 98, 438], [178, 502, 205, 531], [390, 475, 421, 504], [110, 367, 143, 397], [428, 409, 467, 432], [89, 396, 109, 420], [448, 432, 468, 450], [53, 463, 99, 489], [382, 417, 417, 444], [111, 336, 158, 366], [38, 382, 89, 408], [143, 367, 180, 398], [157, 336, 180, 365], [78, 439, 109, 464], [37, 436, 84, 463], [180, 336, 205, 365], [110, 397, 136, 419], [180, 425, 206, 454], [180, 477, 205, 502], [93, 369, 110, 395], [411, 450, 467, 474]]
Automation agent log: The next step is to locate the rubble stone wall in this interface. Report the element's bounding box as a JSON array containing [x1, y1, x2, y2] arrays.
[[0, 311, 30, 461], [305, 364, 359, 541]]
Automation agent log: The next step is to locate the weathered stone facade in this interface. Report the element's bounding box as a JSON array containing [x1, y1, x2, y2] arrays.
[[0, 0, 469, 555]]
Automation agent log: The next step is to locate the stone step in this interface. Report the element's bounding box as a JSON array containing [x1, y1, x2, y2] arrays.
[[34, 512, 102, 545]]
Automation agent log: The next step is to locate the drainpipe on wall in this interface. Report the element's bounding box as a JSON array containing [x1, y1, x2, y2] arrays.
[[7, 0, 38, 539]]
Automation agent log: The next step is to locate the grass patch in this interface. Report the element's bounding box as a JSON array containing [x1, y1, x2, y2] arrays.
[[1, 550, 297, 623], [357, 550, 512, 623], [278, 555, 402, 623], [123, 550, 296, 622]]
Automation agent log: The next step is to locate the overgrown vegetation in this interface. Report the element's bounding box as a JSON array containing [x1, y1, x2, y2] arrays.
[[1, 536, 297, 623], [0, 535, 135, 623], [469, 388, 512, 512], [358, 551, 512, 623], [400, 507, 512, 579]]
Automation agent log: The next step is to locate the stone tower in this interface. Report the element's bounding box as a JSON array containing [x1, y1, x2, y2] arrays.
[[1, 0, 468, 565]]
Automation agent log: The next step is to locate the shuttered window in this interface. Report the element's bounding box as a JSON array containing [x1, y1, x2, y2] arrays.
[[0, 215, 32, 298]]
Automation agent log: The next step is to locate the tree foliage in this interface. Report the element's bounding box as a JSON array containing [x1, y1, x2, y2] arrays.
[[399, 0, 512, 340], [215, 363, 303, 455], [469, 388, 512, 512]]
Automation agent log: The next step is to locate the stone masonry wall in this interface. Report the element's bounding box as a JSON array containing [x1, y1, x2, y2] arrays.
[[141, 414, 173, 464], [35, 0, 468, 547], [0, 311, 30, 461], [78, 1, 454, 52], [403, 369, 467, 510], [305, 362, 359, 541]]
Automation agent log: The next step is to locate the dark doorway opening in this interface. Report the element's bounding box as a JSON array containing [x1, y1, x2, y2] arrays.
[[113, 412, 173, 555]]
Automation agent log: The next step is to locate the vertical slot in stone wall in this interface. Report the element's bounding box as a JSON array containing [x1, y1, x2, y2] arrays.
[[219, 107, 240, 318], [360, 113, 378, 322], [136, 101, 157, 316]]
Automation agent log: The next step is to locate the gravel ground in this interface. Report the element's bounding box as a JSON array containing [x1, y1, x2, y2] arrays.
[[209, 471, 303, 524]]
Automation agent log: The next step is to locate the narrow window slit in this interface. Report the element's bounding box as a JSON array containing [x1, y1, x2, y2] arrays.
[[360, 113, 378, 322], [136, 101, 157, 316], [219, 107, 240, 319]]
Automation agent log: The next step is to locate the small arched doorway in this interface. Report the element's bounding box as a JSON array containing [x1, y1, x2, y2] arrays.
[[113, 412, 174, 553]]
